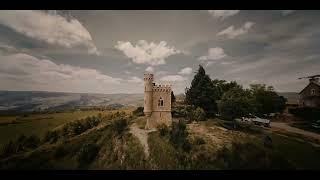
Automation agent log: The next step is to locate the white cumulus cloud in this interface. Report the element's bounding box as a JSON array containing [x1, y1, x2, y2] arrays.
[[178, 67, 193, 75], [115, 40, 182, 66], [198, 47, 227, 61], [217, 22, 254, 39], [208, 10, 240, 20], [0, 53, 145, 93], [0, 10, 100, 55], [145, 66, 154, 73]]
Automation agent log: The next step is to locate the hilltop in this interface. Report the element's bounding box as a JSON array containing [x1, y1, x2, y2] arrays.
[[0, 107, 319, 169]]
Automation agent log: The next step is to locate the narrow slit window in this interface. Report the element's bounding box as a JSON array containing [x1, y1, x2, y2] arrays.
[[158, 97, 164, 107]]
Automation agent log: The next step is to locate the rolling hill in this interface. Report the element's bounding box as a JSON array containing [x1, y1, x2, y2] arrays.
[[0, 91, 143, 113]]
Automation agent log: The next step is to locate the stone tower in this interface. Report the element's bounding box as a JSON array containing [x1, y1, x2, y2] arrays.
[[144, 73, 153, 117], [144, 73, 172, 129]]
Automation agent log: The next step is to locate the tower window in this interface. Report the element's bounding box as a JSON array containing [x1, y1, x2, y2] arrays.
[[158, 97, 164, 107], [311, 89, 316, 95]]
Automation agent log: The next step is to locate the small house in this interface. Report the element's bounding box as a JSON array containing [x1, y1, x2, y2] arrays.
[[299, 77, 320, 108]]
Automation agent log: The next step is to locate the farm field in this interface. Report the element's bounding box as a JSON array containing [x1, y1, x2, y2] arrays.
[[0, 107, 134, 147]]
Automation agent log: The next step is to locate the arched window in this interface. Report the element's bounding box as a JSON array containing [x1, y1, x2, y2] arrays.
[[158, 97, 164, 107], [311, 89, 315, 95]]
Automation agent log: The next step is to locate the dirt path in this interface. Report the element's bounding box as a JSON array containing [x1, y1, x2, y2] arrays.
[[271, 122, 320, 141], [129, 123, 156, 158]]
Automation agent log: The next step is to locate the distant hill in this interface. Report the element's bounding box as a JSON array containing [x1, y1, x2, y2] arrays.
[[0, 91, 143, 112], [277, 92, 299, 104]]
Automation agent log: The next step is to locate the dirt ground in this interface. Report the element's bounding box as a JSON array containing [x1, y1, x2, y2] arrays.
[[187, 122, 257, 149], [271, 122, 320, 142]]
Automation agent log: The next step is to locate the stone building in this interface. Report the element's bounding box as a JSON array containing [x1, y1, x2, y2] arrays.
[[144, 73, 172, 129], [299, 77, 320, 108]]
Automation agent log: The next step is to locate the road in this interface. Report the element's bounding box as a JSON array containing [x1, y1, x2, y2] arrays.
[[271, 122, 320, 141]]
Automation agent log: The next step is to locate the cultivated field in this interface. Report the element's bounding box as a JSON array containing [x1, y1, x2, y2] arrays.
[[0, 107, 134, 147]]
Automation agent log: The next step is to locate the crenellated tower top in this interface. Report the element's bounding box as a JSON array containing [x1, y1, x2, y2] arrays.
[[152, 84, 171, 92], [144, 73, 154, 81]]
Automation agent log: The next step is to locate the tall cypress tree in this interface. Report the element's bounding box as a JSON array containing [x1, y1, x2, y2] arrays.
[[185, 65, 218, 117], [171, 91, 176, 104]]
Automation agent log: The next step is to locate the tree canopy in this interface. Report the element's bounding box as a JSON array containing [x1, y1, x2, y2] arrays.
[[249, 84, 287, 116], [185, 65, 219, 117], [184, 65, 286, 120], [218, 87, 254, 120]]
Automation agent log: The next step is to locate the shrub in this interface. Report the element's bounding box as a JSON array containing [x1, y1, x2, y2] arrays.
[[193, 136, 206, 145], [133, 107, 144, 117], [157, 124, 169, 137], [0, 134, 41, 158], [111, 117, 129, 136], [170, 120, 191, 152], [42, 131, 59, 144], [54, 145, 68, 158], [192, 107, 206, 122], [76, 143, 100, 165], [24, 135, 41, 149], [60, 116, 102, 138], [0, 140, 17, 158]]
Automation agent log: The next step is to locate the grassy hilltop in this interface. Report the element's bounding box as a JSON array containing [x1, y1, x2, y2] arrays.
[[0, 106, 319, 170]]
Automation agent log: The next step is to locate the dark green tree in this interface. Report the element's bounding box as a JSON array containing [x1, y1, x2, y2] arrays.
[[212, 79, 242, 100], [171, 91, 176, 104], [218, 87, 254, 120], [250, 84, 287, 116], [185, 65, 219, 117]]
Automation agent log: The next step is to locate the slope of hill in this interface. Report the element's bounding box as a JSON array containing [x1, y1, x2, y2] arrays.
[[1, 113, 319, 170]]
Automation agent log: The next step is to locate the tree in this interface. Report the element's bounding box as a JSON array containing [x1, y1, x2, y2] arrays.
[[185, 65, 219, 117], [133, 107, 144, 116], [249, 84, 287, 116], [171, 91, 176, 104], [218, 87, 254, 120], [212, 79, 242, 100]]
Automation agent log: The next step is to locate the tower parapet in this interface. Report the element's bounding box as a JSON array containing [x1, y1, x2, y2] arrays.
[[144, 73, 154, 81], [152, 84, 171, 92]]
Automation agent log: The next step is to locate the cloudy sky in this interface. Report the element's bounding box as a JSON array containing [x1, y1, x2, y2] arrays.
[[0, 10, 319, 94]]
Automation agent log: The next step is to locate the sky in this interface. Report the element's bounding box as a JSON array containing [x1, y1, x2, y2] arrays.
[[0, 10, 319, 94]]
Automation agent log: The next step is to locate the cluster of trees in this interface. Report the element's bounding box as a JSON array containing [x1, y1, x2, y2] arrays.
[[185, 65, 287, 120]]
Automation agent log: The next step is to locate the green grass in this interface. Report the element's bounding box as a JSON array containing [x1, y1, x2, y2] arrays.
[[203, 118, 320, 169], [148, 131, 181, 169], [0, 108, 133, 147], [270, 133, 320, 169]]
